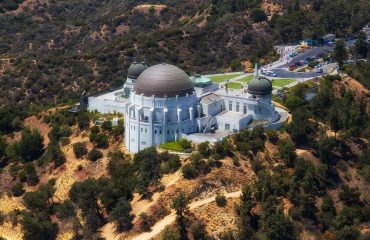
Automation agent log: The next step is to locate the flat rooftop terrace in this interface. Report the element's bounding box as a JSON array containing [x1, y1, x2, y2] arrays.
[[90, 87, 129, 102]]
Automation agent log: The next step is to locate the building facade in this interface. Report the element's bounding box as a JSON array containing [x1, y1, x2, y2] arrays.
[[88, 62, 288, 153]]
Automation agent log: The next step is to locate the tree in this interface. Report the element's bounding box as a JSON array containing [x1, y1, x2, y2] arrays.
[[354, 32, 368, 59], [22, 213, 58, 240], [333, 40, 348, 68], [171, 192, 189, 240], [77, 112, 90, 130], [191, 220, 209, 240], [16, 128, 44, 162], [109, 197, 134, 232], [56, 200, 76, 220], [0, 136, 6, 159], [238, 185, 255, 239], [262, 206, 296, 240], [162, 226, 181, 240], [47, 143, 66, 168], [73, 142, 88, 159], [339, 185, 361, 206], [69, 178, 105, 234], [133, 147, 161, 193], [277, 138, 297, 167], [335, 225, 360, 240], [23, 180, 56, 211], [250, 8, 267, 22]]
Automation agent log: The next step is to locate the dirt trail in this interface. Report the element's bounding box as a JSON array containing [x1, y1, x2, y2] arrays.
[[130, 190, 242, 240]]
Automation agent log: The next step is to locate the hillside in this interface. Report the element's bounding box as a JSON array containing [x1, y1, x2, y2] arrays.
[[1, 0, 370, 132], [0, 75, 369, 240]]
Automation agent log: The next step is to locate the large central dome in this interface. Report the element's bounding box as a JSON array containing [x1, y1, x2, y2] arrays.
[[134, 64, 194, 98]]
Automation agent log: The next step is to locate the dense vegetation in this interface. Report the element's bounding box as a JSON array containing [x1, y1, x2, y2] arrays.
[[0, 0, 369, 130]]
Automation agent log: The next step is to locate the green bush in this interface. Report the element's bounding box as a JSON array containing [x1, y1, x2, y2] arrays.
[[11, 181, 25, 197], [215, 194, 227, 207], [87, 149, 103, 162], [182, 164, 198, 179], [73, 142, 87, 159]]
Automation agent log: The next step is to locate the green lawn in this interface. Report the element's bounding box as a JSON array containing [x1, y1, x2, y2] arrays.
[[159, 141, 183, 152], [236, 75, 254, 83], [226, 82, 243, 89], [271, 79, 295, 87], [209, 73, 242, 83]]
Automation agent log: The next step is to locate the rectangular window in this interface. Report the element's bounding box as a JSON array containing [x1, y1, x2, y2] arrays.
[[145, 129, 147, 133], [141, 128, 143, 132], [159, 129, 162, 134], [229, 101, 232, 111], [225, 124, 230, 131], [155, 129, 157, 134], [236, 102, 240, 112], [243, 104, 247, 114]]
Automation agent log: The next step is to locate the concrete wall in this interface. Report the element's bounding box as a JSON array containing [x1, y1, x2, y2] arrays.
[[88, 97, 126, 114]]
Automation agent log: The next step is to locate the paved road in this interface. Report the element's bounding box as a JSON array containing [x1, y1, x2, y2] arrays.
[[267, 39, 356, 80]]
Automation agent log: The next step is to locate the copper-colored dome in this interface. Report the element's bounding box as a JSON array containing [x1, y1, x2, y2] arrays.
[[134, 64, 194, 98], [127, 62, 148, 79]]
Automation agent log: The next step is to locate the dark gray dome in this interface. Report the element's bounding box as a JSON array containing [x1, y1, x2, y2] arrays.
[[127, 62, 148, 79], [247, 76, 273, 95], [134, 64, 194, 98]]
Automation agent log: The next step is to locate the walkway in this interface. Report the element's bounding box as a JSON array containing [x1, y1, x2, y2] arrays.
[[130, 191, 242, 240]]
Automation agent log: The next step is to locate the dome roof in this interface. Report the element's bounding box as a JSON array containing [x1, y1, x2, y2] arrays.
[[190, 74, 212, 87], [127, 62, 148, 79], [134, 64, 194, 98], [247, 76, 273, 95]]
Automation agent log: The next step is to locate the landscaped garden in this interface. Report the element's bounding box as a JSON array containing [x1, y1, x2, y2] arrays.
[[209, 73, 242, 83], [271, 78, 295, 87], [226, 82, 243, 89]]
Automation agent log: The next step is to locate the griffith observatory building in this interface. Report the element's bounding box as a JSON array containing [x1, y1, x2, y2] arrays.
[[87, 62, 288, 153]]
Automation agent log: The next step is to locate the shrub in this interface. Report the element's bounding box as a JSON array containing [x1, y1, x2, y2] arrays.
[[232, 156, 240, 167], [11, 182, 25, 197], [182, 164, 198, 179], [215, 194, 227, 207], [339, 185, 361, 206], [94, 133, 109, 149], [101, 121, 113, 131], [73, 142, 88, 159], [77, 165, 83, 171], [138, 213, 151, 232], [162, 155, 181, 174], [266, 129, 278, 143], [179, 138, 191, 150], [18, 170, 27, 182], [250, 8, 267, 22], [60, 137, 70, 147], [277, 138, 297, 167], [198, 141, 211, 157], [87, 149, 103, 162]]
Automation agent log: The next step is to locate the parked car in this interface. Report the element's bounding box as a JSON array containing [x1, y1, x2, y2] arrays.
[[315, 68, 323, 73], [289, 52, 298, 57], [295, 61, 304, 67], [266, 71, 277, 77], [304, 57, 313, 62], [289, 64, 297, 69]]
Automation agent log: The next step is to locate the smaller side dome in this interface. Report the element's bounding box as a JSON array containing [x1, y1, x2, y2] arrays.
[[127, 62, 148, 79], [190, 74, 212, 88], [247, 76, 273, 95]]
